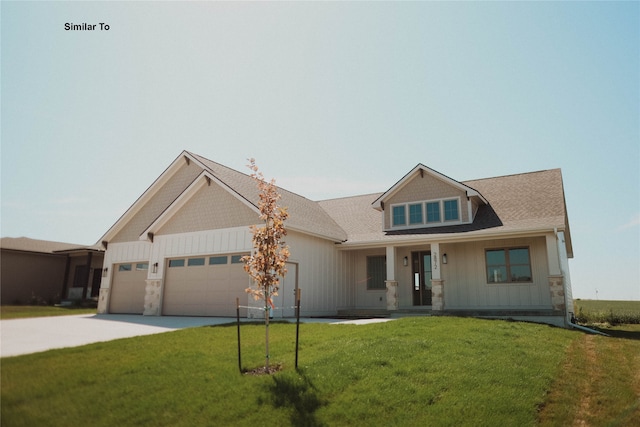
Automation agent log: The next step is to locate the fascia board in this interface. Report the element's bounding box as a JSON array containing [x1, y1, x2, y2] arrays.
[[99, 151, 195, 245], [337, 226, 565, 250], [139, 171, 260, 240]]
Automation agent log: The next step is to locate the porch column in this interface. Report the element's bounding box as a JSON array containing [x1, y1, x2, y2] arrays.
[[385, 246, 398, 310], [431, 243, 445, 311]]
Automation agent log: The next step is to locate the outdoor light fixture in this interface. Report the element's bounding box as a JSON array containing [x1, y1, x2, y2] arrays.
[[442, 254, 448, 264], [102, 267, 108, 277], [403, 256, 408, 266], [152, 262, 158, 274]]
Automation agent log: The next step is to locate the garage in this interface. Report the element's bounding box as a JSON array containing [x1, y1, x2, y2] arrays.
[[109, 262, 148, 314], [162, 254, 250, 317]]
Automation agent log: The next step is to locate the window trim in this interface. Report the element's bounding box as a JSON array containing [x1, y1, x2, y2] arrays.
[[485, 247, 533, 284]]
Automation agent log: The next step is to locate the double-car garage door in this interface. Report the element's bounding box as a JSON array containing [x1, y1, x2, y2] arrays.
[[162, 254, 249, 317]]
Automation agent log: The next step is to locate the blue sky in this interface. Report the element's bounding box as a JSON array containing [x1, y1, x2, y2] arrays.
[[2, 2, 638, 300]]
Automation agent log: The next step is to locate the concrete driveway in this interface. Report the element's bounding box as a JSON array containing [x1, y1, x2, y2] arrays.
[[0, 314, 241, 358], [0, 314, 394, 358]]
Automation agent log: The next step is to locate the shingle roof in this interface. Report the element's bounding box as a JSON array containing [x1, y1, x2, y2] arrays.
[[188, 152, 347, 242], [318, 169, 572, 251], [0, 237, 100, 254]]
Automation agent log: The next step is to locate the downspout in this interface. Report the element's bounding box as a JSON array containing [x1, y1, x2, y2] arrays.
[[567, 318, 609, 336], [555, 228, 609, 337]]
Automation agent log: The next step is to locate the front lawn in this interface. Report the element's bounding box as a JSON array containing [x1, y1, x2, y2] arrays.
[[2, 317, 576, 426], [3, 317, 638, 426], [0, 305, 97, 320]]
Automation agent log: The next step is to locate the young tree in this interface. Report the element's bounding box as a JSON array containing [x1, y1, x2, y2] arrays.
[[242, 159, 290, 370]]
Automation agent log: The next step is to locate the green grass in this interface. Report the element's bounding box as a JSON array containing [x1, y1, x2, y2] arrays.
[[574, 299, 640, 325], [2, 317, 578, 427], [0, 305, 97, 320]]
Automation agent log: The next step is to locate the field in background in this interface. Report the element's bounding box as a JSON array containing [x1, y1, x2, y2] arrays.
[[574, 299, 640, 325]]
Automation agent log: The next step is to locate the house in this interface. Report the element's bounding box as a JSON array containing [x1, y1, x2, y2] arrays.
[[1, 237, 104, 305], [97, 151, 574, 327]]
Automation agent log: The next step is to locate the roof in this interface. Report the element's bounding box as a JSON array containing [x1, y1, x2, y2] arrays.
[[187, 152, 348, 241], [319, 169, 573, 255], [99, 151, 572, 256], [0, 237, 102, 254]]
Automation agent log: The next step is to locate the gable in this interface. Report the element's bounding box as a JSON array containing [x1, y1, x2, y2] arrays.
[[156, 179, 259, 235], [373, 165, 486, 231], [108, 158, 203, 243]]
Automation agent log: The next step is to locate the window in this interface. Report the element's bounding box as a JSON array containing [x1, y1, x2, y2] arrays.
[[231, 255, 245, 264], [366, 256, 387, 290], [188, 258, 205, 266], [486, 248, 532, 283], [135, 263, 148, 271], [168, 259, 185, 268], [426, 202, 441, 223], [409, 203, 423, 224], [209, 256, 227, 265], [392, 205, 406, 226], [444, 199, 459, 221], [118, 264, 132, 272]]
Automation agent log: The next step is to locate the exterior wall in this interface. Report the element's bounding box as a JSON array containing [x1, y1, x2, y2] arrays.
[[111, 161, 202, 243], [158, 182, 257, 235], [0, 250, 67, 304], [350, 248, 387, 309], [99, 227, 351, 317], [441, 237, 552, 310], [384, 174, 469, 229], [284, 231, 352, 316]]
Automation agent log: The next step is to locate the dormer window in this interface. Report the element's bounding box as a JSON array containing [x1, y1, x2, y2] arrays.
[[391, 198, 461, 229], [392, 205, 406, 226]]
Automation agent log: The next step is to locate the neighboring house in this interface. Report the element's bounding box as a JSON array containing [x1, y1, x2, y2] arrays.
[[97, 151, 574, 327], [1, 237, 104, 304]]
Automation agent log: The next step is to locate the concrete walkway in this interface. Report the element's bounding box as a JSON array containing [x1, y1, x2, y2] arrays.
[[0, 314, 395, 357]]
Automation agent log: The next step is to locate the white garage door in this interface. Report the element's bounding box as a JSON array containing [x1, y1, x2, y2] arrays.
[[109, 262, 148, 314], [162, 254, 250, 317]]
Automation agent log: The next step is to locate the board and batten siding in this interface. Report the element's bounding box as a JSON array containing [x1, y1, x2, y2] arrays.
[[442, 237, 552, 309], [280, 231, 352, 317]]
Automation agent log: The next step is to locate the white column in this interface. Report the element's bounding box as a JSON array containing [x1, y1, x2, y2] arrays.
[[545, 233, 562, 276], [431, 243, 441, 280], [386, 246, 396, 281], [431, 243, 444, 311], [385, 246, 398, 310]]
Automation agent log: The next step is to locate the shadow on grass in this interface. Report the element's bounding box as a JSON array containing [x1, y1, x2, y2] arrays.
[[260, 369, 326, 427]]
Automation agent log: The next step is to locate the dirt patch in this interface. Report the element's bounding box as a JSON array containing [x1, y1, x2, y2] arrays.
[[244, 363, 283, 376]]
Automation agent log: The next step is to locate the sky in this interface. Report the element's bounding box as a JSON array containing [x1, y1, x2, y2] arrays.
[[1, 1, 638, 300]]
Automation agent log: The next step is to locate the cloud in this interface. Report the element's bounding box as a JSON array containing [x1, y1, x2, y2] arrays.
[[617, 214, 640, 232]]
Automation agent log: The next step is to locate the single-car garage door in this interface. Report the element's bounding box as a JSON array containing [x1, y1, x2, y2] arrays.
[[109, 262, 148, 314], [162, 254, 250, 317]]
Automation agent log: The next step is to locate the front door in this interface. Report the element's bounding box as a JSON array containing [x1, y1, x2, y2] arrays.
[[412, 252, 432, 306]]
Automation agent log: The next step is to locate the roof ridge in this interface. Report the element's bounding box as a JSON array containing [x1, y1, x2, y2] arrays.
[[464, 168, 561, 183]]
